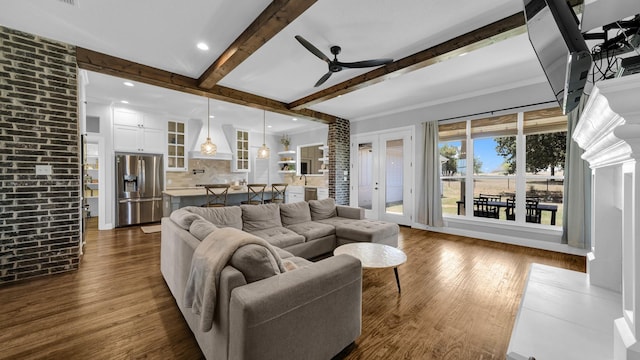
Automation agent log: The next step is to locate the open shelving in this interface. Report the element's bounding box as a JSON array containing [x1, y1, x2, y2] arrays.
[[277, 150, 296, 173]]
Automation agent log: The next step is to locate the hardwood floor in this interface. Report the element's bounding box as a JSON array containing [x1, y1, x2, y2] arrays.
[[0, 219, 584, 360]]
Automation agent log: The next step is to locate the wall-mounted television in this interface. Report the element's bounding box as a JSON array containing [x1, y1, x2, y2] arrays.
[[523, 0, 592, 114]]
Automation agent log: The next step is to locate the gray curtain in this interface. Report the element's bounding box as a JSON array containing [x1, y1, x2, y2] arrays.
[[562, 96, 591, 249], [417, 121, 444, 227]]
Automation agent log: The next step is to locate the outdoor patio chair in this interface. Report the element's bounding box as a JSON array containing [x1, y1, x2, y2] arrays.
[[474, 197, 499, 219]]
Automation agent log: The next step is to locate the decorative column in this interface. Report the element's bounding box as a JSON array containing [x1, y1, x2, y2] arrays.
[[573, 73, 640, 359], [328, 118, 350, 205]]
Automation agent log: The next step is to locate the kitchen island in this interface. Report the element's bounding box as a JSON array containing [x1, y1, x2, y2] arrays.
[[163, 185, 328, 216], [162, 187, 275, 216]]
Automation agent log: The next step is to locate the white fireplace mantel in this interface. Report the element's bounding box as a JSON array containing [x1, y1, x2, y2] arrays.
[[574, 74, 640, 168], [573, 73, 640, 360]]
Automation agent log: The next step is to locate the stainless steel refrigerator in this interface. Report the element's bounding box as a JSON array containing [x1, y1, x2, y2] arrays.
[[115, 153, 164, 227]]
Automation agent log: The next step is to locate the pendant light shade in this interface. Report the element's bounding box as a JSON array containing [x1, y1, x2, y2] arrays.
[[200, 98, 217, 155], [257, 110, 270, 159]]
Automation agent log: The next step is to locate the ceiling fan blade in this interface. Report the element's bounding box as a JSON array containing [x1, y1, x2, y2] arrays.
[[314, 72, 332, 87], [295, 35, 330, 63], [337, 58, 393, 68]]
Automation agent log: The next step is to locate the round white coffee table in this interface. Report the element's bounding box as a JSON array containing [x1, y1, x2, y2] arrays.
[[334, 242, 407, 293]]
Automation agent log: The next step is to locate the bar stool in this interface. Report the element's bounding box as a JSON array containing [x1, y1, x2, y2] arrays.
[[241, 184, 266, 205], [265, 183, 288, 204], [202, 184, 230, 207]]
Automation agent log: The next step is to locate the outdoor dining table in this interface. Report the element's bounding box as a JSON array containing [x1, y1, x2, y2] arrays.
[[456, 200, 558, 225]]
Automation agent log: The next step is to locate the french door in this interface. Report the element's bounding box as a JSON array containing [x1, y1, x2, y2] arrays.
[[352, 129, 413, 225]]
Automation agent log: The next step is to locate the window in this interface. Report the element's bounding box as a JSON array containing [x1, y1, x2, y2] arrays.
[[438, 122, 466, 216], [438, 108, 566, 226], [523, 109, 566, 226]]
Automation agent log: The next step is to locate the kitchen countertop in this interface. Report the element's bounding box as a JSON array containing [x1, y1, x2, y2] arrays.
[[163, 187, 250, 197], [163, 185, 327, 197]]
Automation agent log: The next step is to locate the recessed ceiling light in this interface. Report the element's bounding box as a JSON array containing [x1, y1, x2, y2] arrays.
[[267, 125, 273, 128], [120, 100, 129, 104], [292, 118, 298, 121], [458, 52, 468, 57], [209, 115, 215, 119], [197, 42, 209, 51], [123, 81, 134, 87]]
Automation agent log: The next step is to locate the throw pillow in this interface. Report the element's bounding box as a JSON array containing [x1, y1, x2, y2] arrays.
[[308, 198, 337, 221]]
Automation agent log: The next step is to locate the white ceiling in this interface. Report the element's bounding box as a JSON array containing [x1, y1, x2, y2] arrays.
[[1, 0, 636, 133]]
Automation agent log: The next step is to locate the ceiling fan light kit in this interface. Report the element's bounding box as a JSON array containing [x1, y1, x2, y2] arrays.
[[200, 98, 217, 155], [295, 35, 393, 87]]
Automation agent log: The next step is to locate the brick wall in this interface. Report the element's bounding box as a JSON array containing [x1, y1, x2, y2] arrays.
[[328, 118, 350, 205], [0, 26, 80, 283]]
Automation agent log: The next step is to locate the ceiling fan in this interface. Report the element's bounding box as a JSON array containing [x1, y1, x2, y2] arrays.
[[295, 35, 393, 87]]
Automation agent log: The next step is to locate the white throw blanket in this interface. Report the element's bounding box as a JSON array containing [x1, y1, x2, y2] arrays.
[[183, 227, 286, 332]]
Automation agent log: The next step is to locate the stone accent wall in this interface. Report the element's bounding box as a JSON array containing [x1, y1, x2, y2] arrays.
[[0, 26, 80, 283], [328, 118, 350, 205]]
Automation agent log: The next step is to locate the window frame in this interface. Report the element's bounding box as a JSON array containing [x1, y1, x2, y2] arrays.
[[439, 109, 566, 227]]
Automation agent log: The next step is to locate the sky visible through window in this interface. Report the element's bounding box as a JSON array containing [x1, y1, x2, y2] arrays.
[[439, 138, 505, 175], [474, 138, 504, 174]]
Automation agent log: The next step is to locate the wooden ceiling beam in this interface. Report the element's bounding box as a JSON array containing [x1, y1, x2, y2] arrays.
[[198, 0, 317, 89], [288, 0, 583, 111], [76, 47, 336, 124], [288, 13, 527, 111]]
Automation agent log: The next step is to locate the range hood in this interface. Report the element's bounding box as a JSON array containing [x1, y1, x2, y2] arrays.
[[187, 119, 232, 160]]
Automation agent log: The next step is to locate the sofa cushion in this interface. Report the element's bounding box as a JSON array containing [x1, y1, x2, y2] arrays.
[[286, 221, 335, 241], [315, 217, 360, 227], [184, 206, 243, 230], [286, 256, 313, 268], [275, 247, 295, 259], [308, 198, 337, 221], [230, 244, 283, 283], [279, 201, 312, 226], [189, 219, 218, 241], [247, 227, 305, 248], [336, 219, 400, 246], [170, 208, 205, 230], [241, 203, 282, 232]]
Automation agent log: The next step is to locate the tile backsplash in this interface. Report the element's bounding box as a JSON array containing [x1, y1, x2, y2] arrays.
[[166, 159, 246, 188], [166, 159, 329, 188]]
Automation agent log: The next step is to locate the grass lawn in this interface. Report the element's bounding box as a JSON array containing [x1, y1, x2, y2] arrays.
[[441, 178, 564, 227]]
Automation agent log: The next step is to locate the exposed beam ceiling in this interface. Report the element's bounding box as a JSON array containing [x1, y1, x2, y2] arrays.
[[74, 0, 584, 125], [198, 0, 317, 89], [287, 13, 527, 110], [76, 47, 337, 124]]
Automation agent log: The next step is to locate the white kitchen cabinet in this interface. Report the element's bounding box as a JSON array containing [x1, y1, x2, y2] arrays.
[[232, 128, 250, 172], [286, 185, 304, 203], [167, 120, 187, 171], [113, 108, 166, 154], [317, 187, 329, 200]]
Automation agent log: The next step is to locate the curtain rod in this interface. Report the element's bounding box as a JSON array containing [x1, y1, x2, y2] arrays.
[[437, 100, 557, 123]]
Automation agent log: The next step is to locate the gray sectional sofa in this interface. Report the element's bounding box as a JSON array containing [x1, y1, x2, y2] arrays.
[[160, 198, 399, 360]]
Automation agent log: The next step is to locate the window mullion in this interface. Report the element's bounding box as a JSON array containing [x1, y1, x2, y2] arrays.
[[515, 112, 527, 223], [465, 120, 473, 217]]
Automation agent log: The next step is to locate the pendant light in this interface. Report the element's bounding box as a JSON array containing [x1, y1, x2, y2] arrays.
[[257, 110, 270, 159], [200, 98, 217, 155]]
